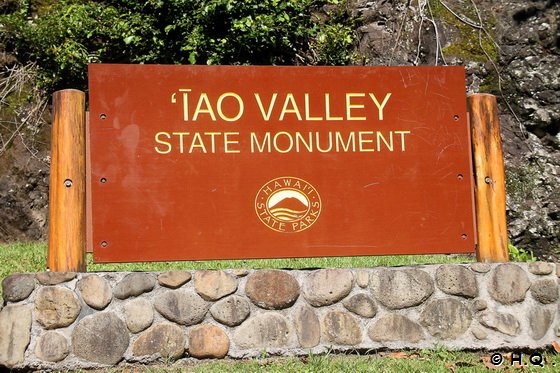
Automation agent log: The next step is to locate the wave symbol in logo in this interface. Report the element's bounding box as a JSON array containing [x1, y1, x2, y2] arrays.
[[255, 176, 321, 233]]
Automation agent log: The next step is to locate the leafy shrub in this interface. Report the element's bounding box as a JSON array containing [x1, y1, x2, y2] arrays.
[[0, 0, 356, 92], [508, 242, 536, 262]]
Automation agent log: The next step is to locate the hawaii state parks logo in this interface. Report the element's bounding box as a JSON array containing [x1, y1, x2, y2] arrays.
[[255, 176, 321, 233]]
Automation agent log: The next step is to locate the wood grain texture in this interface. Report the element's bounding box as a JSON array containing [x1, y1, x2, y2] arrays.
[[48, 89, 86, 271], [468, 94, 509, 262]]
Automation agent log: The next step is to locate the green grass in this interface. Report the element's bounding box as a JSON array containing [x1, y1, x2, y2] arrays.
[[80, 350, 560, 372], [0, 241, 474, 297]]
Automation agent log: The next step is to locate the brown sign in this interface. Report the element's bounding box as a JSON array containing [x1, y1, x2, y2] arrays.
[[88, 64, 476, 262]]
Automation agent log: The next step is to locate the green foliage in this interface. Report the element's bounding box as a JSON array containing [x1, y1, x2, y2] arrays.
[[0, 0, 357, 92], [508, 242, 536, 262], [310, 1, 356, 65]]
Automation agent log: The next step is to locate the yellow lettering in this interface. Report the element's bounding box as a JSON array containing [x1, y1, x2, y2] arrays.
[[154, 132, 172, 154], [346, 93, 366, 120], [180, 89, 192, 121], [254, 93, 277, 121], [192, 93, 216, 121], [315, 132, 333, 152], [251, 132, 271, 153], [369, 93, 392, 120], [325, 93, 343, 121], [304, 93, 323, 121], [217, 92, 244, 121], [358, 131, 375, 152], [335, 132, 356, 152], [279, 93, 302, 121], [204, 132, 221, 153], [376, 131, 393, 151], [189, 132, 207, 153], [172, 132, 190, 153], [273, 131, 294, 153], [395, 130, 411, 151], [295, 132, 313, 152], [224, 132, 240, 153]]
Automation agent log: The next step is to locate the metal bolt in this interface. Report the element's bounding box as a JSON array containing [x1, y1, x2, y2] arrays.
[[457, 174, 464, 180], [64, 179, 73, 188], [485, 177, 492, 184], [100, 241, 108, 248], [100, 177, 107, 184], [99, 113, 107, 120], [461, 234, 468, 240], [453, 115, 460, 121]]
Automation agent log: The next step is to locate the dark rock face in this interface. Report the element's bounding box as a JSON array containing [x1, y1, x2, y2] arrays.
[[496, 1, 560, 260]]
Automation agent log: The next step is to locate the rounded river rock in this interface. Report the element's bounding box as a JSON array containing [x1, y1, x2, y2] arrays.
[[34, 331, 69, 362], [293, 304, 321, 348], [487, 264, 530, 304], [245, 270, 300, 309], [188, 323, 230, 359], [2, 274, 36, 302], [35, 287, 81, 329], [233, 312, 293, 349], [72, 312, 129, 365], [370, 268, 434, 309], [435, 265, 478, 298], [303, 269, 354, 307], [157, 270, 191, 289], [113, 273, 155, 300], [132, 322, 185, 360], [343, 293, 377, 318], [124, 298, 154, 333], [368, 313, 424, 343], [194, 270, 238, 301], [419, 298, 472, 339], [154, 289, 209, 325], [78, 275, 112, 310], [210, 294, 251, 326], [322, 310, 362, 345]]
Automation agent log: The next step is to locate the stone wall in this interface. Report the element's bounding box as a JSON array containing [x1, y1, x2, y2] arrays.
[[1, 262, 559, 370]]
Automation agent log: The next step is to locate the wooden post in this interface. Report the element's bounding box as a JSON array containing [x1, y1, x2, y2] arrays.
[[468, 93, 509, 262], [48, 89, 87, 272]]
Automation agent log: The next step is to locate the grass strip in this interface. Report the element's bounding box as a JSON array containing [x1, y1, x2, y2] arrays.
[[0, 240, 473, 298], [80, 350, 560, 372]]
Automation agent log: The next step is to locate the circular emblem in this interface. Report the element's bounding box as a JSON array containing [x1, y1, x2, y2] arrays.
[[255, 176, 321, 233]]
